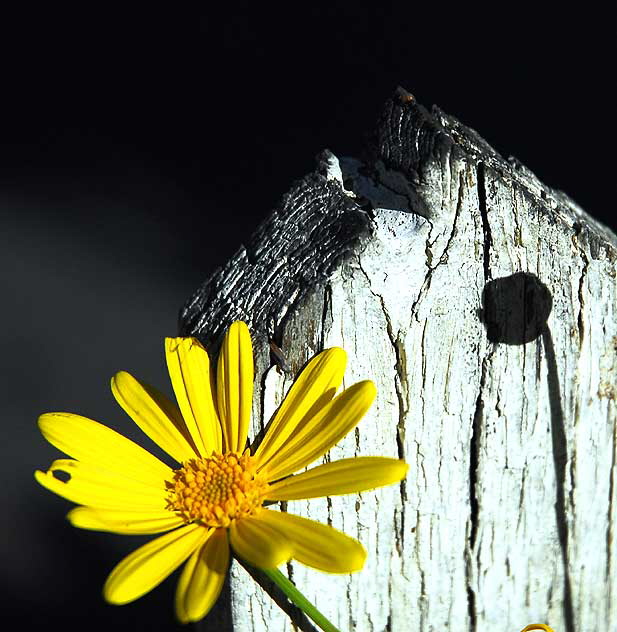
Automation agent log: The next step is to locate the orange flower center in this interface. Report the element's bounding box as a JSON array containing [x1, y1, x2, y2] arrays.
[[167, 451, 268, 528]]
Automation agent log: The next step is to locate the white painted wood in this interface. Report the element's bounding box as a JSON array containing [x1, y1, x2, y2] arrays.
[[185, 95, 617, 631]]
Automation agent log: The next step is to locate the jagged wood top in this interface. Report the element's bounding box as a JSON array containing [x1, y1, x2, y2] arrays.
[[179, 90, 616, 345]]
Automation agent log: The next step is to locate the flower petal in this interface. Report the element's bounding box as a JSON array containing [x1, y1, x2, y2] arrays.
[[257, 510, 366, 573], [104, 523, 212, 605], [175, 528, 229, 623], [111, 371, 197, 464], [216, 322, 254, 453], [165, 337, 222, 456], [265, 457, 408, 501], [68, 507, 184, 534], [229, 513, 292, 569], [38, 412, 171, 484], [259, 380, 377, 482], [35, 459, 167, 511], [254, 347, 346, 469]]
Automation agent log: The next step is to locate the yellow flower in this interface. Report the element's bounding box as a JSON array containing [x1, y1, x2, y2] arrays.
[[36, 322, 408, 623]]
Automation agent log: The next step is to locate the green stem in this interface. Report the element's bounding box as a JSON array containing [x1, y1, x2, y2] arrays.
[[262, 567, 342, 632]]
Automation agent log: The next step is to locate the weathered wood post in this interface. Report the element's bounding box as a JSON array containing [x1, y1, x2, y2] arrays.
[[180, 91, 617, 631]]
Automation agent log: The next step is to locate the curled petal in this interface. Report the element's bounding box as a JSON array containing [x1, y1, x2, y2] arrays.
[[257, 510, 366, 573], [175, 528, 230, 624], [229, 514, 292, 569], [104, 524, 211, 605]]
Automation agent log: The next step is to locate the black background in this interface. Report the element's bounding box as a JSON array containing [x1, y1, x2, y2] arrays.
[[1, 4, 614, 631]]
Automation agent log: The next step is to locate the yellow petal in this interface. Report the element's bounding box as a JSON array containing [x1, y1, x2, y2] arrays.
[[265, 457, 408, 500], [68, 507, 184, 534], [254, 347, 346, 469], [257, 510, 366, 573], [35, 460, 167, 511], [175, 528, 229, 623], [216, 322, 254, 453], [260, 381, 377, 482], [38, 412, 171, 485], [111, 371, 197, 464], [104, 523, 212, 605], [229, 514, 292, 569], [165, 337, 222, 456]]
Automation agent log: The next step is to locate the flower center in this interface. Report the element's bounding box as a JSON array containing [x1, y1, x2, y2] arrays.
[[167, 451, 267, 528]]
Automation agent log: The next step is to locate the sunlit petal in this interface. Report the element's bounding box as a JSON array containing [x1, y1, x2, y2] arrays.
[[67, 507, 184, 535], [35, 459, 167, 511], [111, 371, 197, 463], [266, 457, 408, 500], [260, 381, 377, 482], [254, 348, 346, 469], [216, 321, 254, 453], [104, 524, 211, 605], [38, 412, 171, 485], [165, 337, 222, 455]]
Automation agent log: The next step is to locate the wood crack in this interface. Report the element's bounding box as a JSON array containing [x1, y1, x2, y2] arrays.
[[477, 162, 492, 282], [607, 414, 616, 597], [356, 258, 409, 501], [409, 172, 465, 321], [466, 351, 491, 632], [465, 162, 495, 631], [573, 223, 590, 350]]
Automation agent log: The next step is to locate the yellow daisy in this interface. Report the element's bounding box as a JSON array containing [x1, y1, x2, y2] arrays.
[[36, 322, 408, 624]]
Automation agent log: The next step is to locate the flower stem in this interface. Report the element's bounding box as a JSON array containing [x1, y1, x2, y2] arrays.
[[262, 567, 342, 632]]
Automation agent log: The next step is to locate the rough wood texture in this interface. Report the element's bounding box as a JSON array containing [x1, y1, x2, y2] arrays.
[[181, 92, 617, 631]]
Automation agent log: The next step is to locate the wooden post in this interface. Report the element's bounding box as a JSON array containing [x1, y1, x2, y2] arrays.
[[181, 90, 617, 631]]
